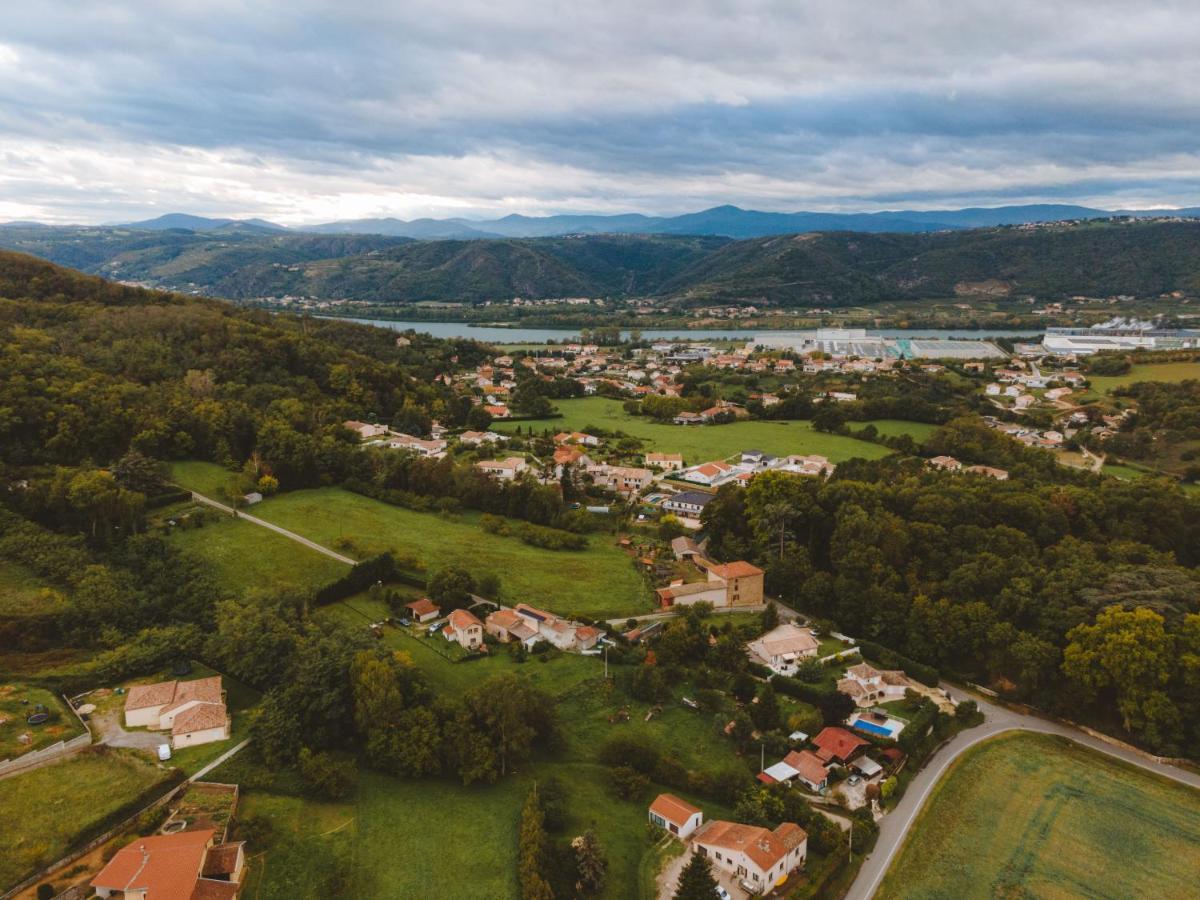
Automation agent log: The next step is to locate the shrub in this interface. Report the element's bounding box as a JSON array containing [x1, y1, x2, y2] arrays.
[[608, 765, 650, 800]]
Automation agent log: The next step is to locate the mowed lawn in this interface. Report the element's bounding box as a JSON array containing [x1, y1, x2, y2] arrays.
[[877, 732, 1200, 900], [0, 559, 66, 617], [165, 506, 349, 597], [0, 749, 174, 891], [251, 488, 652, 618], [167, 459, 242, 498], [494, 397, 893, 463]]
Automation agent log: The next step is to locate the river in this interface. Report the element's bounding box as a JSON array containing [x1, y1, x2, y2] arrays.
[[317, 316, 1042, 343]]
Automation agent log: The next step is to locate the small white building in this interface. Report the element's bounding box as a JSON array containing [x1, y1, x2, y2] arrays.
[[648, 793, 704, 839]]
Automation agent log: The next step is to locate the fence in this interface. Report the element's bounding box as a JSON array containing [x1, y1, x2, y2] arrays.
[[0, 694, 93, 781]]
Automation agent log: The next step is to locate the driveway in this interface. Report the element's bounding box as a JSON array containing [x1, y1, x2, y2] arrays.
[[91, 710, 164, 753], [844, 687, 1200, 900]]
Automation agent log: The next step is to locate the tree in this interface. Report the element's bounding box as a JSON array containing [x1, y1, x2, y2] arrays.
[[760, 602, 779, 632], [297, 747, 355, 799], [572, 829, 608, 895], [673, 851, 720, 900], [750, 684, 782, 732], [427, 567, 476, 611], [817, 690, 856, 727], [519, 787, 554, 900]]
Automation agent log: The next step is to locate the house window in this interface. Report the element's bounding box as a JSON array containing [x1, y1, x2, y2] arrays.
[[669, 824, 678, 834]]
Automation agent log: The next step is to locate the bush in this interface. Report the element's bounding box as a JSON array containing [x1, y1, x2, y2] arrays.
[[36, 884, 55, 900], [513, 521, 587, 551], [609, 765, 650, 800], [313, 553, 398, 606], [857, 640, 940, 686]]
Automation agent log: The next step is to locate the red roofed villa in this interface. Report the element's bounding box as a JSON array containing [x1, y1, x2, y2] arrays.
[[91, 828, 244, 900], [811, 726, 869, 764]]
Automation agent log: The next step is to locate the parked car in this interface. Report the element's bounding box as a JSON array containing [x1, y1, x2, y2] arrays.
[[847, 774, 860, 786], [716, 888, 731, 900], [157, 744, 172, 761]]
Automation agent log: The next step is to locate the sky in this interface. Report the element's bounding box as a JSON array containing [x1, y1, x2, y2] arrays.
[[3, 1, 1200, 225]]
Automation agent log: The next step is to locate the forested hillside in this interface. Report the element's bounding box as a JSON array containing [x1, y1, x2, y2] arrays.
[[3, 218, 1199, 306]]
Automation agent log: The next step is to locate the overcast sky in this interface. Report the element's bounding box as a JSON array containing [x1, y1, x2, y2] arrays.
[[3, 1, 1200, 224]]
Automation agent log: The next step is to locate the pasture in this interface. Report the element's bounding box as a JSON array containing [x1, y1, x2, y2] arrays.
[[0, 560, 66, 618], [250, 488, 652, 618], [1085, 361, 1200, 396], [494, 397, 895, 463], [876, 731, 1200, 900]]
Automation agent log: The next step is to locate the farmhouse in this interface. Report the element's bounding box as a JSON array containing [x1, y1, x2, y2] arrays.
[[656, 558, 764, 609], [748, 623, 820, 675], [514, 602, 592, 650], [91, 828, 244, 900], [927, 455, 962, 472], [692, 820, 807, 892], [648, 793, 704, 839], [404, 598, 441, 623], [123, 676, 231, 749], [443, 608, 484, 650]]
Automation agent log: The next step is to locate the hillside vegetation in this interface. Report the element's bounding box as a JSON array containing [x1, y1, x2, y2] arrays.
[[3, 218, 1200, 305]]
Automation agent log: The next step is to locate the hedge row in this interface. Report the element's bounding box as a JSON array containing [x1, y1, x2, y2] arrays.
[[145, 488, 192, 509], [770, 675, 836, 704], [856, 640, 940, 686], [313, 553, 399, 606]]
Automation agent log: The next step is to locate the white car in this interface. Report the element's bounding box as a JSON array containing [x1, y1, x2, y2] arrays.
[[157, 743, 172, 761], [716, 888, 731, 900]]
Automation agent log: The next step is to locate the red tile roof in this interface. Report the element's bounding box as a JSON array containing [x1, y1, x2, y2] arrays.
[[812, 727, 869, 762], [649, 793, 701, 827], [172, 702, 229, 736], [693, 820, 806, 873], [449, 608, 483, 630], [405, 598, 439, 616], [782, 749, 830, 786], [708, 560, 764, 579], [92, 829, 216, 898]]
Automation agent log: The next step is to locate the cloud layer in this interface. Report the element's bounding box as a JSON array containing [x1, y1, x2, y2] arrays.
[[4, 1, 1200, 223]]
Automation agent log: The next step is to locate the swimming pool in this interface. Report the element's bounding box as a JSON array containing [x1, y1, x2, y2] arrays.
[[852, 719, 895, 737]]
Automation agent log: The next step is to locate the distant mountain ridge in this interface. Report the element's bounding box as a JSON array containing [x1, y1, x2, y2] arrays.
[[87, 203, 1200, 241]]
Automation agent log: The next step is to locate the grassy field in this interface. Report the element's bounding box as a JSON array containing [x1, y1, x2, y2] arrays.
[[0, 560, 67, 618], [0, 748, 174, 891], [250, 488, 652, 618], [0, 684, 84, 760], [164, 502, 349, 597], [856, 419, 940, 442], [167, 460, 241, 498], [876, 732, 1200, 900], [1085, 361, 1200, 395], [495, 397, 893, 463]]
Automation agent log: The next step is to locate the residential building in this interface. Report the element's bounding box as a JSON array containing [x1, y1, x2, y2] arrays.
[[405, 598, 440, 623], [383, 433, 447, 457], [476, 457, 528, 481], [927, 455, 962, 472], [680, 461, 734, 486], [810, 726, 869, 764], [836, 663, 910, 707], [443, 608, 484, 650], [777, 454, 835, 477], [656, 558, 764, 609], [783, 750, 830, 791], [485, 608, 539, 647], [91, 829, 244, 900], [514, 602, 583, 650], [587, 464, 652, 495], [670, 536, 702, 560], [645, 452, 685, 471], [748, 623, 820, 675], [343, 420, 389, 440], [964, 464, 1009, 480], [123, 677, 231, 750], [648, 793, 704, 839], [459, 430, 505, 446], [692, 820, 807, 892], [661, 491, 714, 518]]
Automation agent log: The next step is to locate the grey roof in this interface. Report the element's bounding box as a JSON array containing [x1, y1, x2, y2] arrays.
[[665, 491, 714, 507]]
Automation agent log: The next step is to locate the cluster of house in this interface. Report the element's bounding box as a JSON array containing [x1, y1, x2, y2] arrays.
[[757, 726, 900, 795], [403, 597, 601, 653], [648, 794, 808, 893], [342, 420, 448, 458], [927, 456, 1010, 480], [123, 676, 231, 750], [91, 828, 244, 900], [678, 449, 835, 488]]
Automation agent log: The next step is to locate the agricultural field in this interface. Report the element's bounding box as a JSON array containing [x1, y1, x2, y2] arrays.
[[0, 684, 84, 760], [1084, 361, 1200, 396], [855, 419, 940, 442], [250, 488, 652, 618], [0, 747, 175, 891], [0, 560, 66, 618], [163, 501, 349, 596], [494, 397, 894, 463], [876, 732, 1200, 900], [167, 459, 242, 498]]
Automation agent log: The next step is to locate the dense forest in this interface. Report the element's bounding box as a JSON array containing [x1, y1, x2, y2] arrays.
[[3, 218, 1200, 306]]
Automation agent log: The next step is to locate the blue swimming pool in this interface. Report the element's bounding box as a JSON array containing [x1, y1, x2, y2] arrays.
[[852, 719, 896, 738]]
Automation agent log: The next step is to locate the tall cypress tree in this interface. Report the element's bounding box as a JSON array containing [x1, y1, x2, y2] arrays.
[[673, 850, 721, 900]]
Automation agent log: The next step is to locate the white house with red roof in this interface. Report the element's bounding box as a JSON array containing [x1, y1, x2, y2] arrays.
[[123, 676, 231, 750], [692, 819, 807, 892], [649, 793, 704, 839], [443, 608, 484, 650], [91, 828, 244, 899]]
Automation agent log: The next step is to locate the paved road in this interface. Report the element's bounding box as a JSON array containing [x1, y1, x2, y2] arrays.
[[845, 689, 1200, 900], [190, 491, 358, 566]]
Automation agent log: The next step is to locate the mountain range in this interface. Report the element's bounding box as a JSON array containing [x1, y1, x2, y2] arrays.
[[98, 203, 1200, 241], [3, 217, 1200, 307]]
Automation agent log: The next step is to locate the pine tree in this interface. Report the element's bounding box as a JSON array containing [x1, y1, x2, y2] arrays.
[[673, 850, 720, 900]]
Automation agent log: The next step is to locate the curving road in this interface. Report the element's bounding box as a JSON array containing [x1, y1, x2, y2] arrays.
[[190, 491, 358, 566], [845, 688, 1200, 900]]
